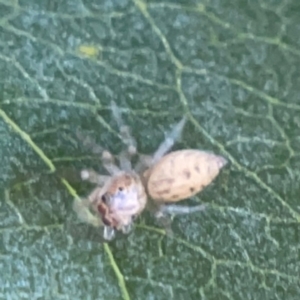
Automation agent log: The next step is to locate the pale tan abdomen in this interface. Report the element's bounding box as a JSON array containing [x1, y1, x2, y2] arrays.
[[145, 149, 227, 203]]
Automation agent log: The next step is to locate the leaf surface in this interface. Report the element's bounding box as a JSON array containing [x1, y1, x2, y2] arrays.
[[1, 0, 300, 299]]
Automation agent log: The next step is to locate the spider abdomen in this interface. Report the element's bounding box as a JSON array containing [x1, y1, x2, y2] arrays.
[[144, 149, 227, 203]]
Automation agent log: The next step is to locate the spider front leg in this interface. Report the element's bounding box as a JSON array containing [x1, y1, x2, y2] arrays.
[[73, 198, 103, 228], [76, 128, 120, 176], [134, 154, 153, 174], [75, 129, 103, 155], [111, 101, 137, 171], [80, 169, 110, 186], [101, 150, 121, 176], [73, 187, 119, 241]]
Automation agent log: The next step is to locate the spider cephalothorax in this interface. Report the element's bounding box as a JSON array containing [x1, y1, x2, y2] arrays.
[[97, 172, 146, 228]]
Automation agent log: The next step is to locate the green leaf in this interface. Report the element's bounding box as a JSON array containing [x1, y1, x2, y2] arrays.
[[1, 0, 300, 299]]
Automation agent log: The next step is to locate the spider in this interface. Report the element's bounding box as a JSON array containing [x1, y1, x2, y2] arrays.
[[73, 102, 227, 240]]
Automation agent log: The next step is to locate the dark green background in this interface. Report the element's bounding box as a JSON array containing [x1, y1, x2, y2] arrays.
[[0, 0, 299, 299]]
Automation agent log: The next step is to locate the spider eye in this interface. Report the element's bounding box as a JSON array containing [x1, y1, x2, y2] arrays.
[[118, 187, 123, 191], [101, 194, 109, 203]]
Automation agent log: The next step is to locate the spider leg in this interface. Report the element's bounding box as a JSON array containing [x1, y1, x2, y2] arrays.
[[73, 198, 103, 227], [75, 129, 103, 155], [118, 149, 132, 172], [102, 150, 121, 175], [152, 203, 206, 235], [158, 204, 207, 215], [146, 206, 174, 236], [134, 154, 153, 174], [76, 128, 120, 175], [80, 169, 110, 186], [111, 101, 137, 171], [111, 101, 137, 152], [76, 128, 120, 177], [152, 117, 187, 164]]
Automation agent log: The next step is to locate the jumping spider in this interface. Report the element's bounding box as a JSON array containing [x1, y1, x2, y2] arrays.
[[73, 102, 227, 240]]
